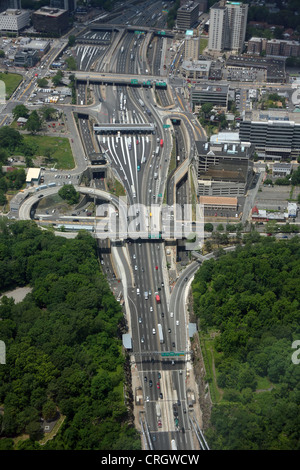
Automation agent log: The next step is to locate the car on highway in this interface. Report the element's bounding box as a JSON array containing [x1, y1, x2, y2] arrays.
[[152, 328, 156, 335], [149, 380, 153, 387], [159, 393, 163, 399], [150, 306, 153, 312], [157, 382, 160, 389], [144, 376, 147, 382], [134, 265, 138, 271], [139, 317, 142, 323], [176, 320, 179, 326], [146, 396, 150, 402], [141, 337, 145, 343]]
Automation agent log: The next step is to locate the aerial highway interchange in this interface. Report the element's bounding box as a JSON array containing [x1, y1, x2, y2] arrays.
[[2, 0, 212, 451]]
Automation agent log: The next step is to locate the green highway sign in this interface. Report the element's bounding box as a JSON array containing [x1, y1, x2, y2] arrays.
[[148, 233, 162, 239], [163, 124, 170, 128], [161, 352, 185, 357]]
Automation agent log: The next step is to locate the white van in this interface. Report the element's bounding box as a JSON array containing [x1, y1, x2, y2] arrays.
[[170, 312, 174, 318], [137, 288, 140, 295]]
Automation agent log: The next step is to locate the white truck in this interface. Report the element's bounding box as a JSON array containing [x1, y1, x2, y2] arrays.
[[158, 323, 164, 344]]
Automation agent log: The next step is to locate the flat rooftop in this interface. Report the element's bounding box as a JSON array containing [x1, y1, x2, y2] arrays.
[[0, 9, 28, 16], [178, 1, 198, 11], [182, 60, 212, 72], [246, 109, 300, 124], [34, 7, 67, 17], [199, 196, 238, 207], [192, 83, 229, 93], [196, 140, 252, 157]]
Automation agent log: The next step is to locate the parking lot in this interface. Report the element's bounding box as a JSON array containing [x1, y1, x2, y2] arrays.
[[254, 182, 300, 217], [255, 184, 291, 210], [28, 82, 72, 107]]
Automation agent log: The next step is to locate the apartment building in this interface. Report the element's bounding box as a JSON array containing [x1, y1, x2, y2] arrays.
[[208, 1, 248, 53], [184, 35, 200, 60], [248, 37, 300, 58]]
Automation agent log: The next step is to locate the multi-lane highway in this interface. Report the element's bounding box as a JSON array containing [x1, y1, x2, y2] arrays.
[[2, 1, 207, 452]]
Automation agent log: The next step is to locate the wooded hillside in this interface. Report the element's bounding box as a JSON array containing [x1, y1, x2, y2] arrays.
[[192, 236, 300, 450], [0, 219, 140, 450]]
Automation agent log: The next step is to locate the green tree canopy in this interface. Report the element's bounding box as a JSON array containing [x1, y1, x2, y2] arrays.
[[12, 104, 29, 120], [58, 184, 80, 205], [25, 111, 43, 134]]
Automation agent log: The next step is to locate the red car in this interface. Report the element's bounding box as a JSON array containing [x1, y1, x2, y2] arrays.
[[157, 382, 160, 389], [155, 266, 158, 270]]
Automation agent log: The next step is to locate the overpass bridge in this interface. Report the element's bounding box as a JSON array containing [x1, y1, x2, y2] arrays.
[[93, 123, 155, 134], [75, 71, 167, 88], [82, 23, 174, 38]]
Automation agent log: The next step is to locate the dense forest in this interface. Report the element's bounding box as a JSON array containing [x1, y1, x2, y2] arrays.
[[192, 236, 300, 450], [0, 219, 140, 450]]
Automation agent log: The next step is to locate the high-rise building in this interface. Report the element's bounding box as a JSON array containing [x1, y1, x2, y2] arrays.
[[0, 0, 21, 13], [177, 1, 199, 30], [193, 139, 254, 197], [32, 7, 69, 35], [184, 35, 200, 60], [208, 1, 248, 53], [239, 111, 300, 159], [208, 2, 228, 52], [0, 8, 30, 32], [50, 0, 77, 13]]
